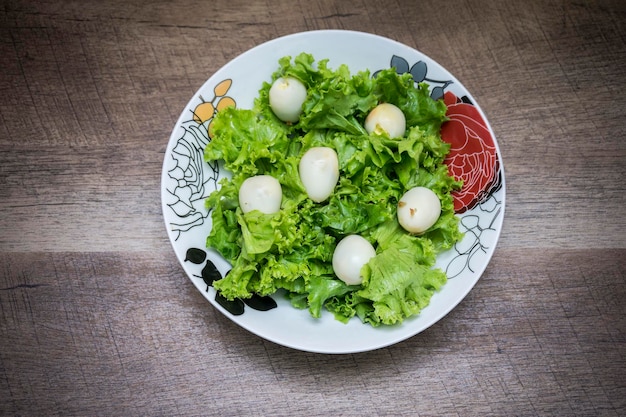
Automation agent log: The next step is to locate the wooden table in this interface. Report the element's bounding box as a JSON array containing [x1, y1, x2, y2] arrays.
[[2, 0, 625, 415]]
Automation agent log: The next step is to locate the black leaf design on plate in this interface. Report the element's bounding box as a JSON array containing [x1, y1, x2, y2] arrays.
[[201, 259, 222, 290], [186, 247, 277, 316], [243, 294, 278, 311], [383, 55, 454, 100], [390, 55, 410, 73], [184, 248, 207, 264], [430, 81, 453, 101], [215, 292, 245, 315], [409, 60, 427, 83]]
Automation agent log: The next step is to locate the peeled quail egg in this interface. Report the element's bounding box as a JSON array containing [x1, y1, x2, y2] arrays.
[[298, 147, 339, 203], [238, 175, 282, 214], [397, 186, 441, 234], [364, 103, 406, 138], [269, 76, 307, 123], [332, 235, 376, 286]]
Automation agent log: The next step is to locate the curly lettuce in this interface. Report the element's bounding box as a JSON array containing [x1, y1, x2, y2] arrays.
[[204, 52, 462, 326]]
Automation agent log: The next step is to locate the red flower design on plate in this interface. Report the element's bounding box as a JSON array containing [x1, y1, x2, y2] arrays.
[[441, 91, 499, 213]]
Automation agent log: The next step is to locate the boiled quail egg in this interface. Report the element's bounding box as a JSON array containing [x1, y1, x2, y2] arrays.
[[238, 175, 282, 214], [364, 103, 406, 138], [397, 186, 441, 234], [268, 76, 307, 123], [299, 147, 339, 203], [332, 235, 376, 286]]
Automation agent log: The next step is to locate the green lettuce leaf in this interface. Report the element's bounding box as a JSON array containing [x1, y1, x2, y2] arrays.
[[357, 247, 447, 326]]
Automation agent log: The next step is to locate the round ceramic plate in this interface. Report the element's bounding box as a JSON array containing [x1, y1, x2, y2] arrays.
[[161, 30, 505, 354]]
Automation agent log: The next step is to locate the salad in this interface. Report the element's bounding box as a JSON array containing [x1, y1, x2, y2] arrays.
[[203, 53, 463, 326]]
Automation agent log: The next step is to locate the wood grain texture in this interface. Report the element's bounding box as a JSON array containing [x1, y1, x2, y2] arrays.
[[1, 0, 626, 415], [1, 0, 625, 252], [0, 249, 624, 416]]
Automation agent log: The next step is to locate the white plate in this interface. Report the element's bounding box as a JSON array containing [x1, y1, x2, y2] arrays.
[[161, 30, 505, 354]]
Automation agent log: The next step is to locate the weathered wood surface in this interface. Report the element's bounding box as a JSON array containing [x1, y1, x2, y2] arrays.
[[1, 250, 624, 415], [1, 0, 625, 415]]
